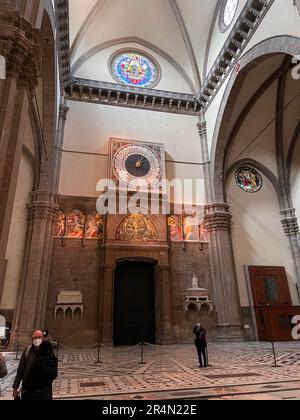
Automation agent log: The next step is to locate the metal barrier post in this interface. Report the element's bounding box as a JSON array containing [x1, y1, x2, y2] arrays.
[[15, 341, 20, 360], [95, 342, 102, 364], [139, 342, 146, 365], [271, 341, 279, 368], [57, 341, 60, 361]]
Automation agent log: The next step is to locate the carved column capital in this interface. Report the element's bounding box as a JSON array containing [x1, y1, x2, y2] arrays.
[[205, 203, 232, 232], [280, 208, 300, 237], [0, 15, 41, 89], [28, 201, 60, 223]]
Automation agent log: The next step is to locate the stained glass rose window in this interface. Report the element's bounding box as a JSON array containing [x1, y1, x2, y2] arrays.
[[110, 50, 160, 88], [235, 167, 263, 193]]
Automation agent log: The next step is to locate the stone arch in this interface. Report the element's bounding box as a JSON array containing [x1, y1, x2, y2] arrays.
[[210, 36, 300, 204]]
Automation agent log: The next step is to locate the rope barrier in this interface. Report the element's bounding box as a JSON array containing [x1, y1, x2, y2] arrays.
[[58, 343, 98, 351], [143, 342, 162, 348], [99, 342, 141, 351]]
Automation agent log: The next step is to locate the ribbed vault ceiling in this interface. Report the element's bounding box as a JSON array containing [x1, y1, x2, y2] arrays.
[[68, 0, 220, 93]]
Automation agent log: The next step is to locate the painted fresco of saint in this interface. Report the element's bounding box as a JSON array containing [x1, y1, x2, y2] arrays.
[[66, 210, 85, 238]]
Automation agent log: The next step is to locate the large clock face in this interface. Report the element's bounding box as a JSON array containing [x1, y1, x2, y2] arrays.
[[113, 144, 161, 188]]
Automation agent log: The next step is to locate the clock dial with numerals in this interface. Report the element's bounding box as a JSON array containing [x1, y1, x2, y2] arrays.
[[113, 144, 161, 188]]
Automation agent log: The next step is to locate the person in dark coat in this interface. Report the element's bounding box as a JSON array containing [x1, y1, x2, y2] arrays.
[[22, 341, 58, 400], [193, 323, 208, 368], [0, 352, 7, 378], [13, 330, 44, 400], [0, 352, 7, 398]]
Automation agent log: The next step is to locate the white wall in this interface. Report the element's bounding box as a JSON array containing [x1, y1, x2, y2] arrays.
[[206, 0, 247, 76], [74, 43, 193, 93], [291, 135, 300, 224], [59, 100, 203, 204], [244, 0, 300, 55], [227, 171, 298, 306]]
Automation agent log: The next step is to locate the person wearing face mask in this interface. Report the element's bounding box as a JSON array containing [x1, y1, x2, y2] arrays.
[[21, 341, 58, 400], [12, 330, 44, 400]]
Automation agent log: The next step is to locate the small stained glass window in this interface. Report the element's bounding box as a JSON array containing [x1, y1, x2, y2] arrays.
[[110, 50, 160, 88], [220, 0, 239, 32], [235, 167, 262, 193]]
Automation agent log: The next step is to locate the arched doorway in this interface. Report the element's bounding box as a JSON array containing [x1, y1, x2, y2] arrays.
[[113, 259, 156, 346]]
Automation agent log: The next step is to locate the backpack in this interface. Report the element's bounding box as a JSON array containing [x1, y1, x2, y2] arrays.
[[198, 330, 206, 344]]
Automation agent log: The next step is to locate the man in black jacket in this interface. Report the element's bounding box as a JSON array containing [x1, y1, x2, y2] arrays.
[[193, 324, 207, 368], [12, 330, 44, 399], [22, 341, 58, 400]]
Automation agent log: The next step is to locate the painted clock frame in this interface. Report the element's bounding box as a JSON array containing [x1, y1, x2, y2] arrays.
[[109, 138, 166, 192]]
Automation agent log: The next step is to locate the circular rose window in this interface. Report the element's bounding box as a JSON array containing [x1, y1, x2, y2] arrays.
[[235, 167, 263, 193], [110, 50, 160, 88]]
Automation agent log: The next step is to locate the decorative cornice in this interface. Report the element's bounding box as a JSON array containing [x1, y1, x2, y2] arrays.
[[205, 203, 232, 232], [55, 0, 71, 91], [196, 0, 275, 109], [69, 77, 201, 116], [280, 208, 300, 237], [28, 201, 60, 222]]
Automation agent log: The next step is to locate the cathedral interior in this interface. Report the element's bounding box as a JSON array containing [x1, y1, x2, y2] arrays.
[[0, 0, 300, 353]]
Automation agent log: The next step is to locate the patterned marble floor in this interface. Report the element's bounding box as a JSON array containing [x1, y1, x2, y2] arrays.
[[1, 342, 300, 400]]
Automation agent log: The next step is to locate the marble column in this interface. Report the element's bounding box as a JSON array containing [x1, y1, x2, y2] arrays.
[[197, 112, 244, 340], [13, 193, 59, 344], [52, 97, 69, 193], [280, 208, 300, 302], [205, 204, 244, 340]]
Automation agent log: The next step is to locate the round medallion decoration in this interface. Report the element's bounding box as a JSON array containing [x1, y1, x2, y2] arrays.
[[113, 144, 161, 188], [110, 50, 160, 88], [235, 167, 262, 193]]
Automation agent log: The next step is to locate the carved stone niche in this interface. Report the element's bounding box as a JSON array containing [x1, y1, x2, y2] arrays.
[[183, 277, 214, 313], [54, 291, 84, 320]]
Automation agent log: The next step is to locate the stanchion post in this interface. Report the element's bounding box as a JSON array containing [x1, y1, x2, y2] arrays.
[[271, 341, 279, 368], [15, 340, 20, 360], [95, 342, 102, 364], [57, 341, 60, 361], [139, 342, 146, 365]]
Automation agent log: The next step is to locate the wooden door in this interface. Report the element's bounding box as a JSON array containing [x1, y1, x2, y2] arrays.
[[249, 266, 291, 308], [249, 266, 295, 341]]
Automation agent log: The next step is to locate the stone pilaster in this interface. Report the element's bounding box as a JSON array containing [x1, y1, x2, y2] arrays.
[[13, 193, 59, 344], [197, 111, 213, 203], [205, 204, 244, 341], [52, 97, 69, 193], [159, 265, 174, 344], [0, 28, 41, 301], [280, 208, 300, 302], [197, 113, 244, 340]]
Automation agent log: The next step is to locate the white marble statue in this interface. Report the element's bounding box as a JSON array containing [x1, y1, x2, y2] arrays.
[[192, 274, 199, 289]]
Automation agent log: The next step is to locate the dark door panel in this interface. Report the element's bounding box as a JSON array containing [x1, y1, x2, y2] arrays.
[[249, 266, 300, 341], [114, 261, 155, 346]]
